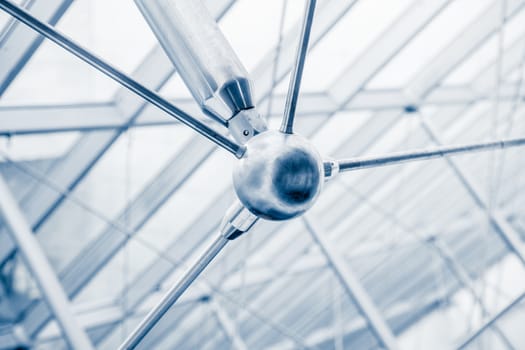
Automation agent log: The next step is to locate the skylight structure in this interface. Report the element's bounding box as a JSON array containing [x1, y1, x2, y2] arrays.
[[0, 0, 525, 349]]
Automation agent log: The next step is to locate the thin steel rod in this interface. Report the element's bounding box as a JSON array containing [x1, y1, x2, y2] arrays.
[[266, 0, 288, 119], [0, 152, 306, 348], [0, 0, 245, 158], [457, 290, 525, 349], [337, 136, 525, 172], [0, 175, 94, 350], [0, 148, 304, 347], [280, 0, 316, 134], [118, 234, 229, 350]]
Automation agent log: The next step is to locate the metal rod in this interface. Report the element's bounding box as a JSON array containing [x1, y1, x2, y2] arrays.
[[280, 0, 316, 134], [336, 136, 525, 172], [430, 239, 515, 349], [457, 290, 525, 349], [303, 216, 399, 350], [419, 119, 525, 267], [0, 0, 245, 158], [0, 175, 94, 350], [118, 234, 229, 350]]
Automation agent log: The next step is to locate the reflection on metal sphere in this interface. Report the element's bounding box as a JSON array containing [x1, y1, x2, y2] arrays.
[[233, 131, 323, 220]]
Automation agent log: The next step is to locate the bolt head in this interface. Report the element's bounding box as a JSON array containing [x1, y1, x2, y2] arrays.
[[233, 131, 323, 220]]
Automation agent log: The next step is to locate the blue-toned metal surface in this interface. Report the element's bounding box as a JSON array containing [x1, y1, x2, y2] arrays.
[[0, 0, 73, 95], [0, 0, 525, 348]]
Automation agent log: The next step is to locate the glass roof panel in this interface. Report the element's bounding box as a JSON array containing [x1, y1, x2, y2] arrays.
[[367, 0, 494, 89], [219, 0, 303, 73], [0, 132, 80, 162], [0, 0, 156, 105], [1, 0, 525, 348], [445, 6, 525, 85], [301, 0, 413, 92]]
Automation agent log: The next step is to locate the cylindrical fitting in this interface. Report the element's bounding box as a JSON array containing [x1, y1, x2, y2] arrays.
[[134, 0, 256, 124]]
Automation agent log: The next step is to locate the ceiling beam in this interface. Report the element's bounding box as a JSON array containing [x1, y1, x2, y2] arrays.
[[456, 289, 525, 348], [0, 102, 123, 135], [327, 0, 454, 104], [0, 0, 237, 270], [430, 239, 515, 348], [272, 293, 444, 350], [106, 2, 525, 343], [24, 206, 518, 348], [251, 0, 359, 102], [0, 175, 93, 349], [0, 0, 236, 272], [19, 136, 215, 338], [420, 119, 525, 266], [15, 1, 365, 345], [0, 0, 353, 280], [0, 0, 73, 96], [0, 83, 522, 136], [7, 0, 524, 348], [408, 0, 525, 98], [303, 216, 400, 350], [210, 299, 248, 350]]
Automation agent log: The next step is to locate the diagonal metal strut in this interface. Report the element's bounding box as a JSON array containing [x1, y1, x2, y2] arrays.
[[0, 0, 245, 158], [0, 175, 94, 350]]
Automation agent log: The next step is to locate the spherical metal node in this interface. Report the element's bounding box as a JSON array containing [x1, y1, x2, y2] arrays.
[[233, 130, 324, 220]]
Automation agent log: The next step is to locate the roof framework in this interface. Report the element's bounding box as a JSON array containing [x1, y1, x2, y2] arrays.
[[0, 0, 525, 349]]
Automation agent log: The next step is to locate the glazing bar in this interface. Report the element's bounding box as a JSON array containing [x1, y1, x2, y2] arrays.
[[280, 0, 316, 134], [0, 0, 245, 158], [210, 299, 248, 350], [303, 216, 399, 350], [0, 175, 94, 350], [337, 137, 525, 172]]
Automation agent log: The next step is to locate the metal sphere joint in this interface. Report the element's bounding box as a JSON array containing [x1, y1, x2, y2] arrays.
[[233, 131, 324, 220]]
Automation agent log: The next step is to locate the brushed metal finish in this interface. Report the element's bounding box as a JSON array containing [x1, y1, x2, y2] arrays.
[[334, 136, 525, 172], [134, 0, 267, 144], [0, 0, 245, 158], [280, 0, 317, 134], [118, 233, 228, 350], [233, 131, 323, 220], [118, 200, 257, 350]]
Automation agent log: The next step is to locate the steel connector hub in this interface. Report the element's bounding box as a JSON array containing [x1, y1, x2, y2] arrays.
[[233, 130, 324, 220]]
